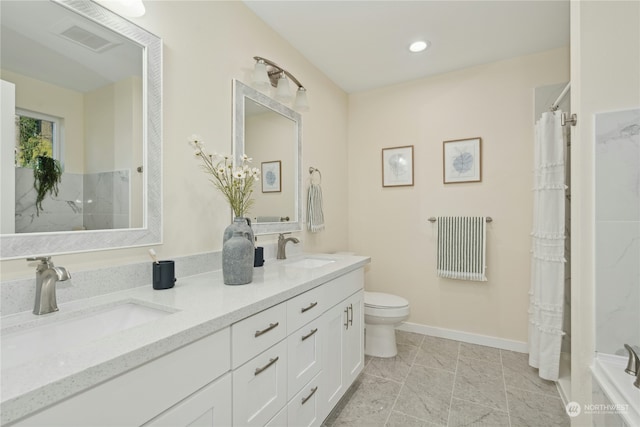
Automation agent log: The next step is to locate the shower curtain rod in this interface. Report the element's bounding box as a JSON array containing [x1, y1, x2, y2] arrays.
[[550, 82, 571, 112]]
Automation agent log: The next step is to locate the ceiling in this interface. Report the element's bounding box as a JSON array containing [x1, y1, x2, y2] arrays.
[[243, 1, 570, 93]]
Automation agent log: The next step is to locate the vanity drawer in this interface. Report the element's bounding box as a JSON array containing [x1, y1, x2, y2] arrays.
[[231, 303, 287, 368], [287, 316, 323, 399], [286, 285, 326, 333], [232, 340, 287, 427], [324, 269, 364, 307]]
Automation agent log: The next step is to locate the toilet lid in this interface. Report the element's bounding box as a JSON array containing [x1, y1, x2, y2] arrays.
[[364, 291, 409, 309]]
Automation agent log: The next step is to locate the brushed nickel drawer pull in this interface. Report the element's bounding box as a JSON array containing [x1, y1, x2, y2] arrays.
[[254, 356, 279, 376], [255, 322, 279, 337], [301, 386, 318, 405], [301, 301, 318, 313], [344, 307, 349, 329], [348, 303, 354, 326], [301, 328, 318, 341]]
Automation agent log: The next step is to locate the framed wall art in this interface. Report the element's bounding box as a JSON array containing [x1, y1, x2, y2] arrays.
[[443, 137, 482, 184], [382, 145, 414, 187], [261, 160, 281, 192]]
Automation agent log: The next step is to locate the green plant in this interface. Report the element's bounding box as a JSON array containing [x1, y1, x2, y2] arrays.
[[33, 155, 63, 215], [188, 135, 260, 218]]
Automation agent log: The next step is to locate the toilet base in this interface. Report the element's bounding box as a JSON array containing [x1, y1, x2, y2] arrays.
[[364, 323, 398, 358]]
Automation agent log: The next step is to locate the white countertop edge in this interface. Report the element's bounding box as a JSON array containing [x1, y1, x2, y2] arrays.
[[1, 254, 370, 425]]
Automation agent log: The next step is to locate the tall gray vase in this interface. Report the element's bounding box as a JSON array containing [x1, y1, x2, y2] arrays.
[[223, 217, 254, 245], [222, 231, 254, 285]]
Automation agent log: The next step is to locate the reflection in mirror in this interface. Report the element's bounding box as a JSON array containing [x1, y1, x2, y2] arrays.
[[0, 0, 162, 259], [233, 80, 302, 235], [1, 0, 143, 233]]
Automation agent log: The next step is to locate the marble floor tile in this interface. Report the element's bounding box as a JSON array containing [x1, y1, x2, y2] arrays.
[[326, 330, 569, 427], [448, 398, 510, 427], [414, 335, 460, 372], [385, 410, 434, 427], [393, 364, 455, 425], [501, 350, 558, 396], [507, 388, 570, 427], [396, 330, 426, 347], [364, 343, 419, 382], [459, 342, 501, 363], [453, 357, 508, 411], [329, 373, 402, 427]]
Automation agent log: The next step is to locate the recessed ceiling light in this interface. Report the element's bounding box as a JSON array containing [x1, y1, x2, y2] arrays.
[[409, 40, 430, 53]]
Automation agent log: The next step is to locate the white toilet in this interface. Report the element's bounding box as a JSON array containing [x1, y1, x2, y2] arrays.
[[364, 291, 410, 358]]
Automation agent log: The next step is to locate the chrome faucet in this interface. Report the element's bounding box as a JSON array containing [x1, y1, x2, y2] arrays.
[[277, 233, 300, 260], [624, 344, 640, 389], [28, 256, 71, 315]]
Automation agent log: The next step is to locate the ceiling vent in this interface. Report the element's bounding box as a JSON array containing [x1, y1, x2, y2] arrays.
[[59, 25, 117, 52]]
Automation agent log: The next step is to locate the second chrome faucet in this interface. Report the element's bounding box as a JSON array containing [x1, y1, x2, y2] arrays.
[[277, 233, 299, 260]]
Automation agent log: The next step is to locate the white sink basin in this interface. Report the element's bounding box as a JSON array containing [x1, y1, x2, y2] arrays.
[[1, 302, 171, 370], [287, 257, 336, 269]]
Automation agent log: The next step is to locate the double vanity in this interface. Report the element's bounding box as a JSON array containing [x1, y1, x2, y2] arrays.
[[1, 253, 370, 426]]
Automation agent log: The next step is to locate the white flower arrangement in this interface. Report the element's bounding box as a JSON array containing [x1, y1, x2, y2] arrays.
[[188, 135, 260, 218]]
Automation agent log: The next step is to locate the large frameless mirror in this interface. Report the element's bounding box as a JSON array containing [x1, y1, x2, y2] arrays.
[[1, 0, 162, 259], [233, 79, 302, 235]]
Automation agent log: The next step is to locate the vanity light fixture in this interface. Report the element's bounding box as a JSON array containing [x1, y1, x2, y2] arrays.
[[252, 56, 310, 112], [409, 40, 430, 53]]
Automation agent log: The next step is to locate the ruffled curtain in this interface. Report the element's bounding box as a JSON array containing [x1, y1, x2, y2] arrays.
[[528, 111, 566, 381]]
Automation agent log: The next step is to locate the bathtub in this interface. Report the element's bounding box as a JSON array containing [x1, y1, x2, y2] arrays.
[[592, 353, 640, 426]]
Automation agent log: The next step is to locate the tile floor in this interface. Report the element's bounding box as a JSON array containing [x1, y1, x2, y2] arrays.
[[324, 331, 570, 427]]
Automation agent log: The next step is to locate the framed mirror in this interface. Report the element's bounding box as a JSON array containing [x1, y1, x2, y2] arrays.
[[233, 80, 302, 235], [0, 0, 162, 259]]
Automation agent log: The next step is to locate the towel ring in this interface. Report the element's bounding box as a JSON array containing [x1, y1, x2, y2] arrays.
[[309, 167, 321, 184]]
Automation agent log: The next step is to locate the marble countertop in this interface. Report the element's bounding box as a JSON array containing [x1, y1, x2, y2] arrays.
[[0, 253, 370, 425]]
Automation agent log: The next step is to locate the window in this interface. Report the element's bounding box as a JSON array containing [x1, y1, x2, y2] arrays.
[[15, 109, 62, 168]]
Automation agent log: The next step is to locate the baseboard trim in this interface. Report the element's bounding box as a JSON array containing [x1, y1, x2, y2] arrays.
[[396, 322, 529, 353]]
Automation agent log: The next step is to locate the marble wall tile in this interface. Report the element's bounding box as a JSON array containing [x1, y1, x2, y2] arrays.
[[595, 108, 640, 356], [15, 168, 84, 233], [595, 221, 640, 354], [595, 109, 640, 222], [506, 388, 569, 427], [393, 364, 454, 425]]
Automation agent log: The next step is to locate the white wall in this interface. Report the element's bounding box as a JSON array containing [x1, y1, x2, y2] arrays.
[[348, 47, 569, 344], [570, 1, 640, 424], [0, 1, 349, 279]]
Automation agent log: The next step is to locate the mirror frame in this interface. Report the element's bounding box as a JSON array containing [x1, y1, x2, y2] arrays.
[[233, 79, 302, 235], [0, 0, 162, 260]]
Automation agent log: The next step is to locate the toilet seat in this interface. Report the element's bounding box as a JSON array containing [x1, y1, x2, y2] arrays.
[[364, 291, 409, 309]]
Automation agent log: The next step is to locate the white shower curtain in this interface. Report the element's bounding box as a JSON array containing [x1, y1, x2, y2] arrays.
[[528, 111, 566, 381]]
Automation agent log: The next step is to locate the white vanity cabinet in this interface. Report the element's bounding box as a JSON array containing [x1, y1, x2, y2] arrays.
[[12, 328, 231, 427]]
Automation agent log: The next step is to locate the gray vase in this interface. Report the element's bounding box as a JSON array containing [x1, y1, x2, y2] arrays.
[[223, 217, 254, 245], [222, 231, 254, 285]]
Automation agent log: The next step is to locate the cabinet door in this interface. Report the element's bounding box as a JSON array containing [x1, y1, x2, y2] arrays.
[[144, 373, 231, 427], [319, 302, 347, 419], [343, 290, 364, 387], [287, 373, 322, 427], [233, 340, 287, 427], [287, 316, 323, 399]]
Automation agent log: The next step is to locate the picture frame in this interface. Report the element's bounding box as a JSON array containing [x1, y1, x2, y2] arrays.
[[382, 145, 414, 187], [443, 137, 482, 184], [261, 161, 281, 192]]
